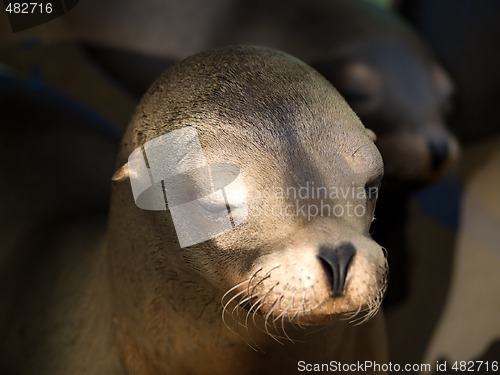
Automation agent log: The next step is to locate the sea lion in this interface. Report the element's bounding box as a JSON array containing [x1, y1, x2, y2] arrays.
[[107, 46, 388, 374]]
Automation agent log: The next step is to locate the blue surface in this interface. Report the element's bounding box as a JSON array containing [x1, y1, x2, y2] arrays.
[[413, 173, 463, 230]]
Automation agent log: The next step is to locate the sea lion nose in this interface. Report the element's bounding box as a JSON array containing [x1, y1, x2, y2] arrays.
[[428, 137, 450, 170], [318, 243, 356, 297]]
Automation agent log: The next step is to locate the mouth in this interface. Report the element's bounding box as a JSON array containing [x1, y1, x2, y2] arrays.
[[221, 256, 387, 339]]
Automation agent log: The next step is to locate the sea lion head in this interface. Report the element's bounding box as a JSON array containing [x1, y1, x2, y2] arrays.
[[113, 46, 387, 333]]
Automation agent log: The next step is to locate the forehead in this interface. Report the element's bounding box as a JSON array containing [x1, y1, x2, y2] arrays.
[[125, 47, 382, 188], [199, 108, 382, 191]]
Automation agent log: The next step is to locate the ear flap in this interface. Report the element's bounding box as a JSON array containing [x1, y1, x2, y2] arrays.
[[365, 128, 377, 142], [431, 63, 454, 98], [112, 163, 130, 183]]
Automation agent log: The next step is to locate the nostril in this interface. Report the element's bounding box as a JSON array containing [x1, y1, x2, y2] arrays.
[[318, 242, 356, 297], [428, 138, 450, 170]]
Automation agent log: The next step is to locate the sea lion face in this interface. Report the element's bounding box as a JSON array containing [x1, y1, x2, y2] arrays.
[[118, 46, 387, 329], [196, 115, 386, 327], [313, 40, 459, 190]]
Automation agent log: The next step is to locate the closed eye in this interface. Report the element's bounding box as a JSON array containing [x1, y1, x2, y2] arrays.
[[196, 193, 229, 215], [364, 175, 383, 200]]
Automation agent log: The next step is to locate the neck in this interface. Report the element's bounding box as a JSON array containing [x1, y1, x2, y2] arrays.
[[105, 240, 367, 374]]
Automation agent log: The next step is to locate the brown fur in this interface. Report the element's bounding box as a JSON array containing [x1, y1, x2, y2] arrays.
[[108, 46, 387, 373]]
